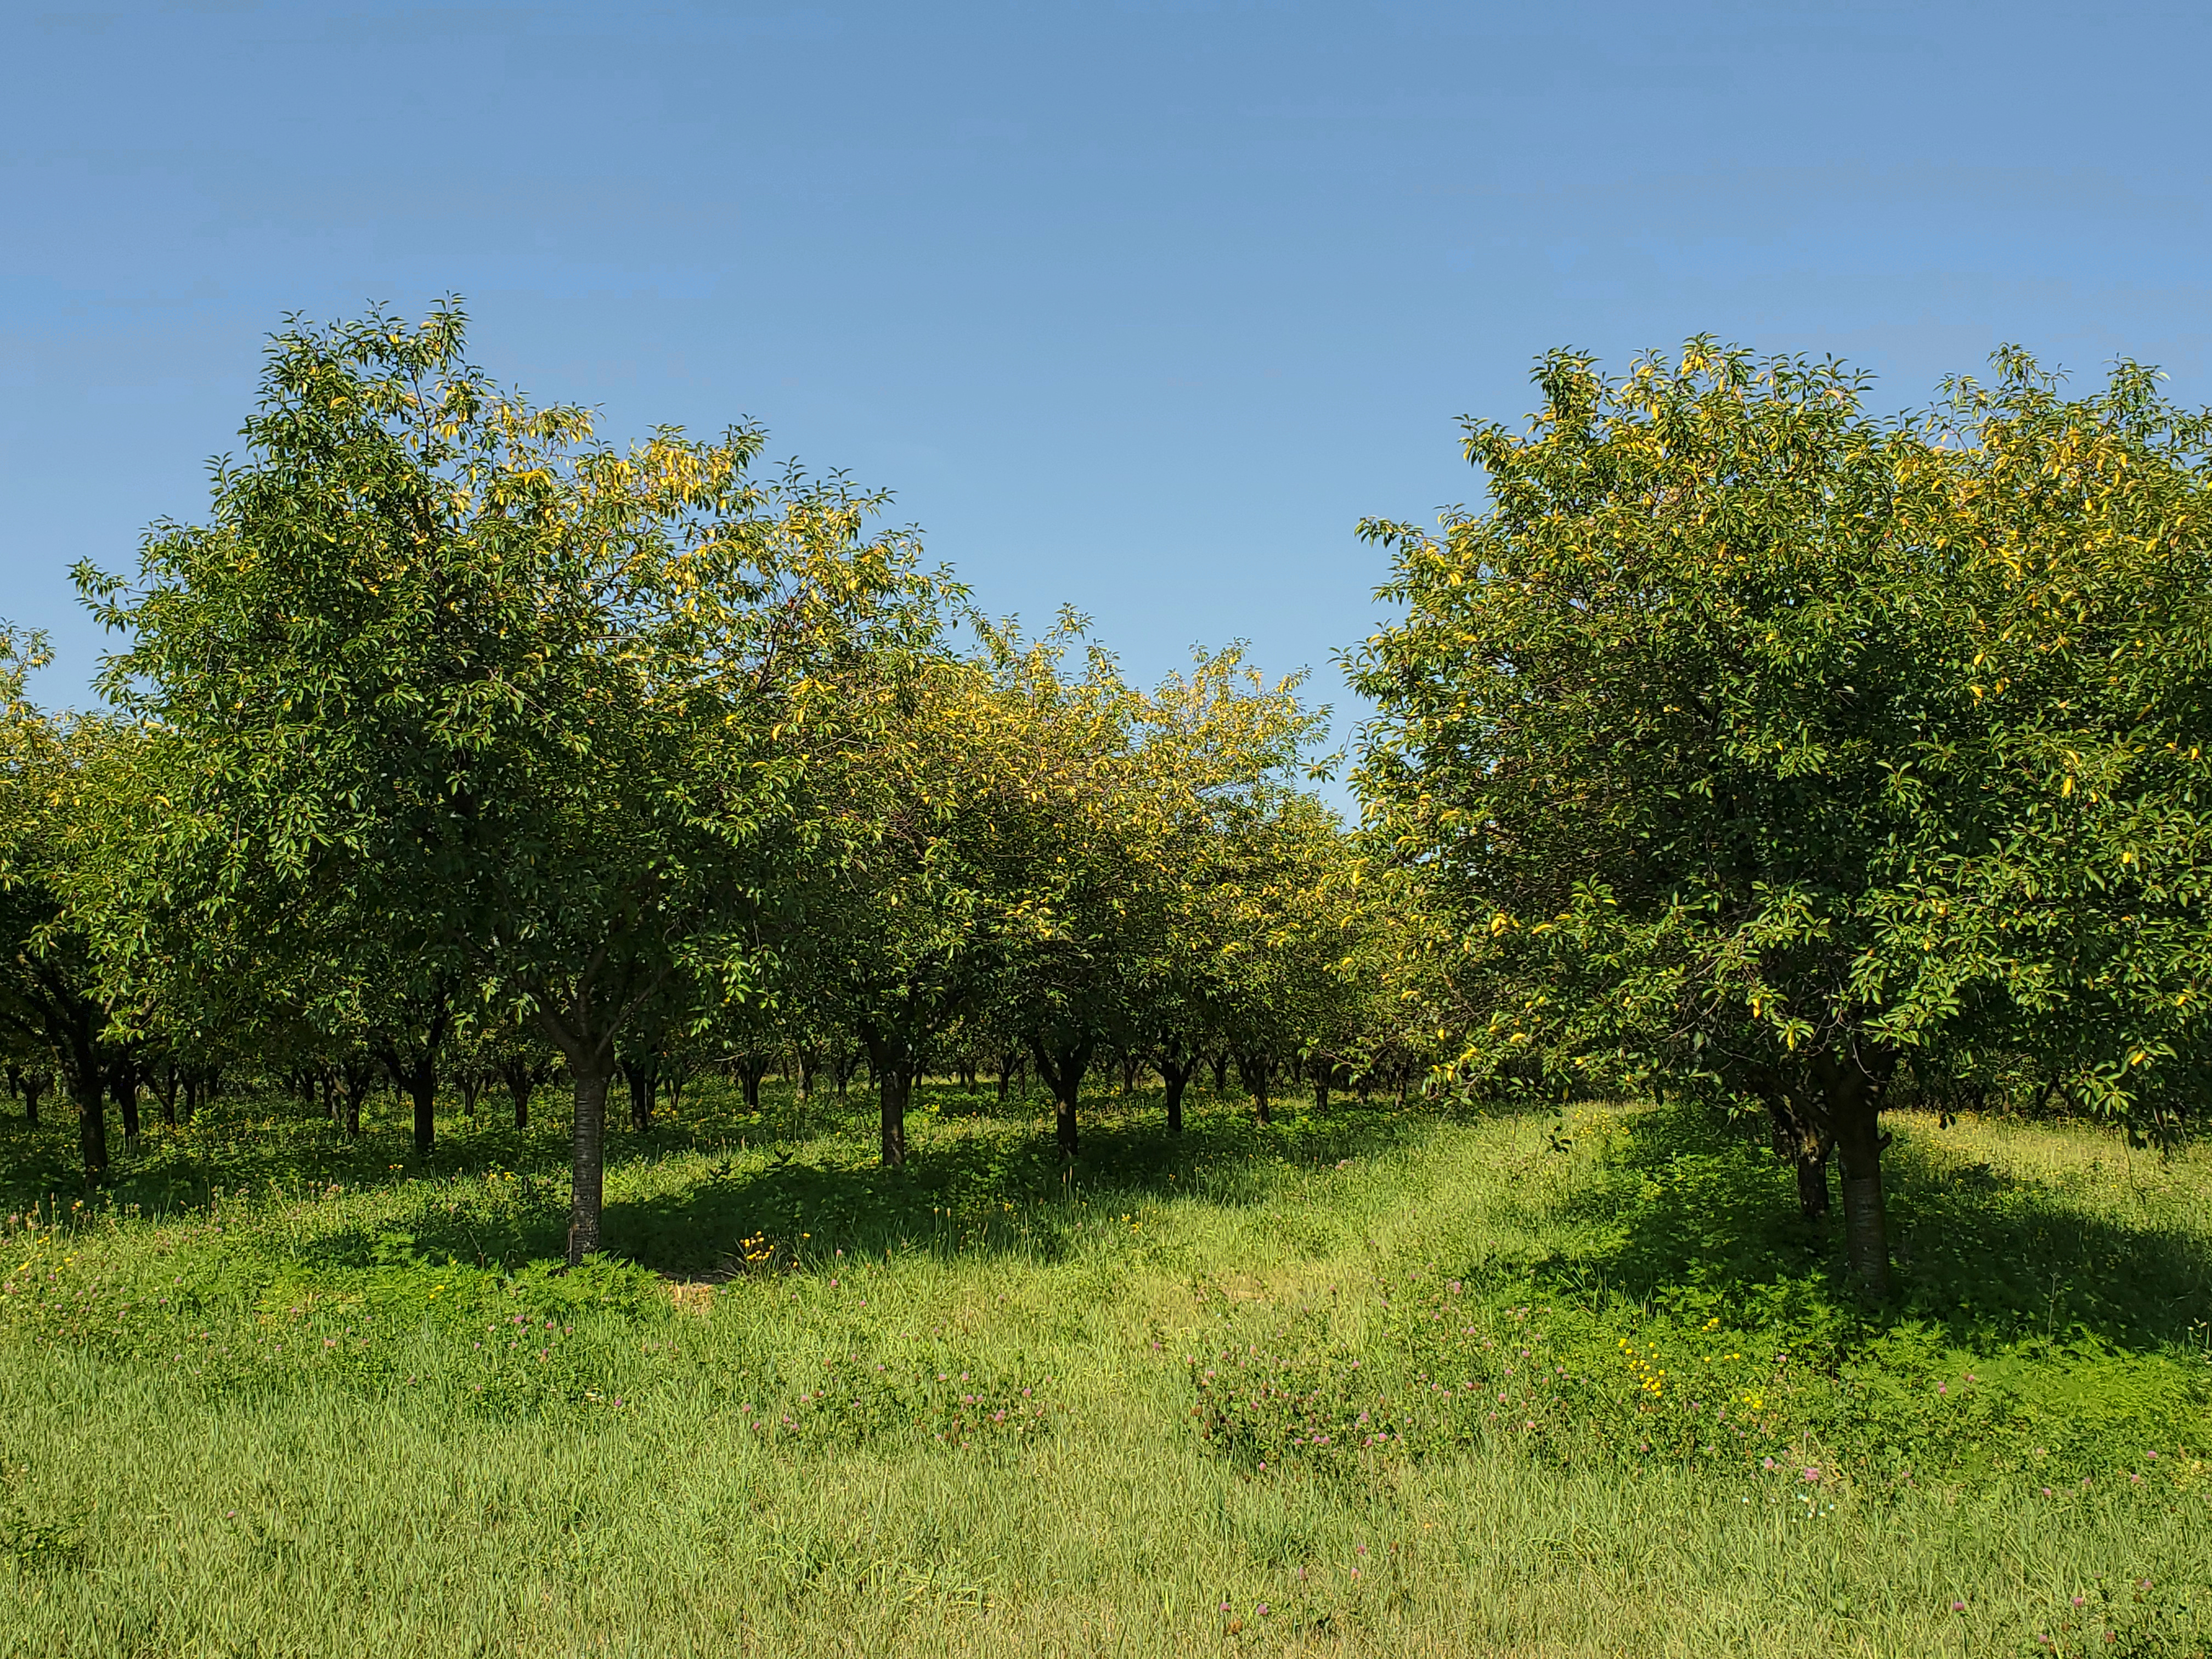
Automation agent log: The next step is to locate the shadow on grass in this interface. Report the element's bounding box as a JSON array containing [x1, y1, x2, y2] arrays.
[[7, 1082, 1444, 1278], [1543, 1102, 2212, 1356], [522, 1092, 1444, 1278]]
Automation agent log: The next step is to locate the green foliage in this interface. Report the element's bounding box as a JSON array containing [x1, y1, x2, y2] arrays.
[[69, 301, 953, 1249], [1350, 339, 2212, 1293]]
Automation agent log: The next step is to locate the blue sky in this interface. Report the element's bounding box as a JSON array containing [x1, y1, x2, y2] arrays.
[[5, 0, 2209, 776]]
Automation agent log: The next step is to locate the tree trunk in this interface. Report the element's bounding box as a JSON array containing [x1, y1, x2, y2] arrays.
[[1031, 1039, 1091, 1160], [1158, 1045, 1197, 1135], [1818, 1053, 1889, 1297], [112, 1060, 142, 1153], [154, 1063, 176, 1127], [340, 1057, 374, 1139], [1796, 1151, 1832, 1219], [1771, 1092, 1833, 1221], [1163, 1066, 1189, 1135], [566, 1064, 612, 1264], [66, 1041, 106, 1176], [738, 1054, 770, 1111], [412, 1077, 435, 1155], [878, 1064, 911, 1167], [21, 1070, 46, 1127], [620, 1053, 658, 1132], [1209, 1051, 1229, 1096], [1237, 1052, 1271, 1125], [1312, 1058, 1329, 1111], [499, 1056, 537, 1130]]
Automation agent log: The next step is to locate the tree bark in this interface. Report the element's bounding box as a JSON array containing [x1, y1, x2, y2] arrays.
[[737, 1054, 770, 1111], [878, 1064, 911, 1167], [112, 1060, 142, 1153], [1818, 1052, 1890, 1297], [65, 1039, 106, 1176], [1157, 1045, 1197, 1135], [1796, 1151, 1832, 1220], [21, 1070, 45, 1127], [1237, 1052, 1272, 1125], [499, 1056, 538, 1130], [566, 1064, 611, 1264], [620, 1052, 658, 1132], [1031, 1039, 1091, 1160], [339, 1056, 374, 1139], [379, 1045, 438, 1156]]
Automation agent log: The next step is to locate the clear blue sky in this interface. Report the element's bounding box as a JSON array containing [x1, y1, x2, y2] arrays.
[[5, 0, 2209, 771]]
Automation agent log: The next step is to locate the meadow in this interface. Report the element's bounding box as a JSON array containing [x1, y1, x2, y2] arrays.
[[0, 1079, 2208, 1657]]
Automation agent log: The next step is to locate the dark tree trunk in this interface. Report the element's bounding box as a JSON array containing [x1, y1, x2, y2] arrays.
[[737, 1054, 770, 1111], [861, 1031, 915, 1167], [460, 1073, 482, 1118], [112, 1059, 142, 1152], [498, 1055, 540, 1131], [1237, 1052, 1272, 1125], [340, 1056, 375, 1139], [795, 1047, 816, 1101], [410, 1075, 435, 1155], [1796, 1152, 1832, 1219], [995, 1050, 1020, 1103], [379, 1049, 438, 1156], [1209, 1051, 1229, 1096], [566, 1063, 612, 1264], [1312, 1057, 1329, 1111], [1031, 1039, 1092, 1160], [154, 1063, 177, 1127], [1120, 1052, 1139, 1096], [878, 1064, 911, 1167], [620, 1052, 658, 1132], [1814, 1051, 1890, 1296], [1763, 1084, 1834, 1221], [65, 1039, 106, 1176], [1157, 1044, 1197, 1136], [21, 1070, 46, 1127]]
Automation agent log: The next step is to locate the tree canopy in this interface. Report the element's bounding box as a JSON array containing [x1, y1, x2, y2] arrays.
[[1350, 340, 2212, 1292]]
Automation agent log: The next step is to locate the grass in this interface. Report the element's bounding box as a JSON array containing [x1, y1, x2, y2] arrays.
[[0, 1078, 2208, 1656]]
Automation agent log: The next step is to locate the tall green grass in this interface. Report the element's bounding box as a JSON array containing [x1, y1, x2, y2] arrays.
[[1, 1081, 2207, 1656]]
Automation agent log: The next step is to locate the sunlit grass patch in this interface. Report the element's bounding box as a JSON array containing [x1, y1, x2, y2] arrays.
[[0, 1082, 2208, 1655]]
